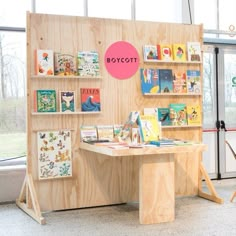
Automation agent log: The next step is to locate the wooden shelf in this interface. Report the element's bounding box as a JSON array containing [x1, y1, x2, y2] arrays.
[[31, 75, 102, 79], [162, 125, 202, 129], [31, 111, 101, 115], [143, 60, 202, 64], [143, 93, 201, 96]]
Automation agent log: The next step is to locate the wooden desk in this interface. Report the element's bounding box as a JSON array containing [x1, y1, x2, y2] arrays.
[[80, 142, 223, 224]]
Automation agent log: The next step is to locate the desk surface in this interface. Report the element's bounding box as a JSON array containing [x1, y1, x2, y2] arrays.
[[79, 142, 207, 157]]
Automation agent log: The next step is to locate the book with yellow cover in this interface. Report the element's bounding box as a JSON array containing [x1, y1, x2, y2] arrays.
[[172, 44, 187, 62], [186, 105, 201, 125]]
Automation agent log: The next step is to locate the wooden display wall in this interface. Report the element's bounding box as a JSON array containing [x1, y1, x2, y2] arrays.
[[22, 13, 204, 214]]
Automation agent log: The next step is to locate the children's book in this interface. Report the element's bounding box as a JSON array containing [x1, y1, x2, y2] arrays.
[[113, 124, 123, 139], [159, 69, 173, 93], [80, 88, 101, 112], [59, 91, 76, 112], [97, 125, 114, 141], [80, 125, 98, 142], [187, 42, 201, 62], [158, 44, 173, 61], [143, 107, 158, 116], [54, 53, 77, 76], [35, 49, 54, 76], [157, 108, 171, 126], [143, 45, 159, 61], [186, 105, 201, 125], [173, 71, 187, 93], [169, 103, 187, 126], [137, 114, 160, 142], [77, 51, 100, 76], [172, 43, 187, 62], [37, 130, 72, 180], [34, 90, 57, 112], [140, 68, 160, 94], [186, 70, 201, 94]]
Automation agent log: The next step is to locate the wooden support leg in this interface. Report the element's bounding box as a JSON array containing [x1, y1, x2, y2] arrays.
[[16, 174, 46, 225], [230, 191, 236, 202], [198, 162, 224, 204]]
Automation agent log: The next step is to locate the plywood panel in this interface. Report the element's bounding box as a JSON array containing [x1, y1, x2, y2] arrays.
[[27, 13, 203, 211]]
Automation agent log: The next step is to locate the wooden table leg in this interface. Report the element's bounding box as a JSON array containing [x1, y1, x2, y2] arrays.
[[139, 154, 175, 224]]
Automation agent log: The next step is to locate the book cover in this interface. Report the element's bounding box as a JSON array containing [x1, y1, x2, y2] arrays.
[[113, 124, 123, 138], [140, 68, 160, 94], [186, 105, 201, 125], [54, 53, 77, 76], [172, 43, 187, 62], [59, 91, 76, 112], [187, 42, 201, 62], [137, 114, 160, 142], [77, 51, 100, 76], [173, 71, 187, 93], [169, 103, 187, 126], [34, 90, 57, 112], [37, 130, 72, 180], [143, 45, 159, 61], [80, 125, 97, 142], [80, 88, 101, 112], [158, 108, 171, 126], [158, 44, 173, 61], [97, 125, 114, 141], [186, 70, 201, 94], [35, 49, 54, 76], [143, 107, 158, 116], [159, 69, 173, 93]]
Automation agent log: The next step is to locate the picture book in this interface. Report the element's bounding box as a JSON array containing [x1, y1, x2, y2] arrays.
[[186, 105, 201, 125], [80, 125, 97, 142], [173, 71, 187, 93], [97, 125, 114, 141], [172, 43, 187, 62], [34, 90, 57, 112], [159, 69, 173, 93], [113, 124, 123, 139], [140, 68, 160, 94], [187, 42, 201, 62], [158, 44, 173, 61], [54, 53, 77, 76], [137, 114, 160, 142], [77, 51, 100, 76], [35, 49, 54, 76], [186, 70, 201, 94], [80, 88, 101, 112], [157, 108, 171, 126], [59, 91, 76, 112], [143, 107, 158, 116], [143, 45, 159, 61], [37, 130, 72, 180], [169, 103, 187, 126]]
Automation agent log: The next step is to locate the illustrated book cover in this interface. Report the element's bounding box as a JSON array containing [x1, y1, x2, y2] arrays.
[[54, 53, 77, 76], [186, 105, 201, 125], [143, 45, 159, 61], [59, 91, 76, 112], [173, 71, 187, 93], [35, 49, 54, 76], [158, 108, 171, 126], [34, 89, 57, 112], [80, 125, 97, 142], [137, 114, 160, 142], [187, 42, 201, 62], [172, 43, 187, 62], [158, 44, 173, 61], [159, 69, 173, 93], [80, 88, 101, 112], [140, 68, 160, 94], [77, 51, 100, 76], [37, 130, 72, 180], [97, 125, 114, 141], [143, 107, 158, 116], [169, 103, 187, 126], [186, 70, 201, 94]]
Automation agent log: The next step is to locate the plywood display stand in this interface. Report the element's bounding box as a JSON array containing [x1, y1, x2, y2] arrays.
[[16, 12, 223, 225]]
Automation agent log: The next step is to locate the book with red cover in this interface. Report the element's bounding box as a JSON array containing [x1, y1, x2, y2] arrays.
[[80, 88, 101, 112]]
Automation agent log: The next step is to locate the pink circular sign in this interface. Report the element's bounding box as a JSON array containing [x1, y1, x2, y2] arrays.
[[104, 41, 140, 80]]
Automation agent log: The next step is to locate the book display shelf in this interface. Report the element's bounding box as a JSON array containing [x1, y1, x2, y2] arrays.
[[16, 12, 223, 225]]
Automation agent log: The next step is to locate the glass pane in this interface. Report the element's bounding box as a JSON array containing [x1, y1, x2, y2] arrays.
[[0, 32, 26, 159], [0, 0, 31, 27], [203, 50, 216, 128], [35, 0, 84, 16], [224, 53, 236, 127], [136, 0, 182, 23], [88, 0, 131, 19]]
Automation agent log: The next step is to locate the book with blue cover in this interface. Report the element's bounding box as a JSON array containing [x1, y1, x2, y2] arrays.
[[157, 108, 171, 126], [159, 69, 173, 93]]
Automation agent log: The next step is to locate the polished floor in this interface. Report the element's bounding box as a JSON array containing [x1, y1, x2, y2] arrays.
[[0, 179, 235, 236]]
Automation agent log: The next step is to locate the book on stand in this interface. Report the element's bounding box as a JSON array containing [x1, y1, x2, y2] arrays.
[[35, 49, 54, 76], [80, 125, 98, 142], [169, 103, 187, 126], [187, 42, 201, 62], [97, 125, 114, 141], [173, 71, 187, 93], [159, 69, 173, 93], [158, 44, 173, 61], [186, 105, 201, 125], [186, 70, 201, 94], [172, 43, 187, 62], [157, 108, 171, 126], [59, 91, 76, 112], [80, 88, 101, 112], [143, 45, 159, 61]]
